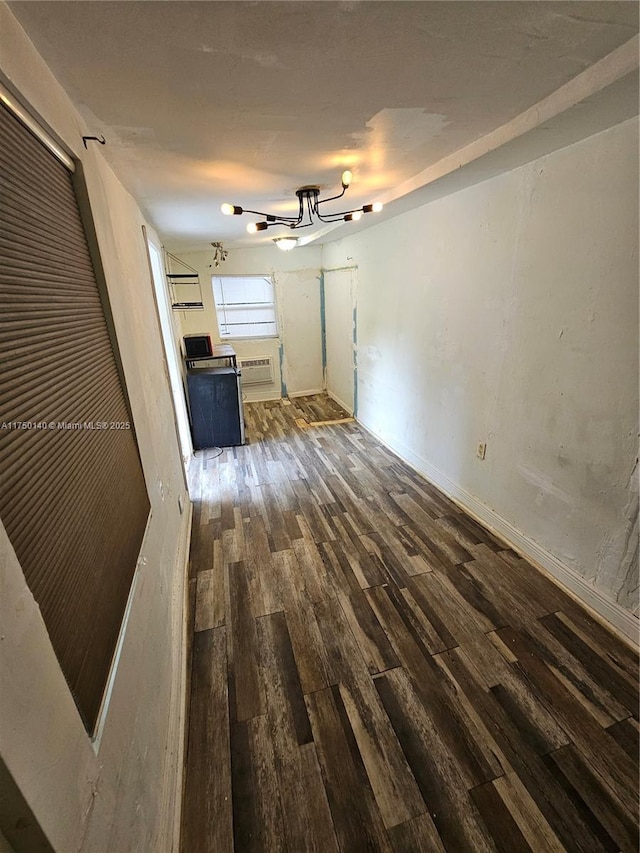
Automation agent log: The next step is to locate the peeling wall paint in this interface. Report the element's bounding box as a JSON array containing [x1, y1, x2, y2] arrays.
[[595, 457, 639, 614], [276, 268, 324, 397], [278, 342, 287, 399], [323, 267, 357, 415]]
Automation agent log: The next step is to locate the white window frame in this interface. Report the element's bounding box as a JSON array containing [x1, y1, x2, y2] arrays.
[[212, 274, 279, 341]]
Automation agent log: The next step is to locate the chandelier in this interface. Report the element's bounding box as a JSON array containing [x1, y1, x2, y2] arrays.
[[221, 171, 383, 234]]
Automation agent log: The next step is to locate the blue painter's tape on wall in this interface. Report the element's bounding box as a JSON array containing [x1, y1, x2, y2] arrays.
[[279, 342, 287, 398]]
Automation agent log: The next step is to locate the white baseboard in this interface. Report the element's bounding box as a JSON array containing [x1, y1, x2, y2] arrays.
[[242, 390, 281, 403], [165, 502, 193, 852], [359, 420, 639, 648], [287, 388, 325, 398], [326, 389, 353, 416]]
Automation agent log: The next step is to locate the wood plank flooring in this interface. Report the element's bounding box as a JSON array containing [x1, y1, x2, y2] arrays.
[[181, 394, 639, 853]]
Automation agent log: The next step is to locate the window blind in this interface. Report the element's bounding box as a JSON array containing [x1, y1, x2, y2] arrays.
[[0, 100, 150, 733], [212, 275, 278, 339]]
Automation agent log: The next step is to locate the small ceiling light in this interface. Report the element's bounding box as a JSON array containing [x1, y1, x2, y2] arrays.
[[224, 172, 382, 233], [211, 241, 228, 266], [274, 236, 297, 252]]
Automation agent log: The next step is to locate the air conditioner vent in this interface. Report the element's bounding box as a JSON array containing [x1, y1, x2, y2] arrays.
[[239, 356, 273, 385]]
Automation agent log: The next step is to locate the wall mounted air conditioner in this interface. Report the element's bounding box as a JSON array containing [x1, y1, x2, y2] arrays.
[[238, 356, 273, 385]]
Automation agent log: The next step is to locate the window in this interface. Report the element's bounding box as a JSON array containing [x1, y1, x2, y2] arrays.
[[213, 275, 278, 339]]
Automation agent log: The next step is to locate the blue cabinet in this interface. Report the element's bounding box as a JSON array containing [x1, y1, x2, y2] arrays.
[[187, 367, 245, 449]]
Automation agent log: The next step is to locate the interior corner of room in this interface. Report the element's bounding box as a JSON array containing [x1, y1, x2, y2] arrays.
[[0, 1, 638, 851]]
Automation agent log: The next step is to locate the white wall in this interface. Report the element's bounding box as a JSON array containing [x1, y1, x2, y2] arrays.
[[0, 5, 190, 850], [323, 118, 639, 637], [323, 267, 357, 414], [169, 245, 323, 401]]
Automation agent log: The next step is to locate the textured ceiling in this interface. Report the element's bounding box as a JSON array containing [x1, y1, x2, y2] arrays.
[[8, 1, 639, 248]]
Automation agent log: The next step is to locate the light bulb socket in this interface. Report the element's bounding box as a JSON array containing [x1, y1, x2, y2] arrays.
[[362, 204, 373, 214], [254, 221, 268, 232]]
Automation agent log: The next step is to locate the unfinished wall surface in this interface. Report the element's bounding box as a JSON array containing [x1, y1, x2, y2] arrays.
[[171, 246, 323, 401], [323, 118, 639, 637], [0, 5, 190, 850], [323, 267, 357, 414]]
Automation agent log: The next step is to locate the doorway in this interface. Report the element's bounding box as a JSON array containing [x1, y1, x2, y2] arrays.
[[145, 234, 193, 473]]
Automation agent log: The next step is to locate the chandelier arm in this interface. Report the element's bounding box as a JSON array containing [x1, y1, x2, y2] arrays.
[[306, 192, 318, 226], [240, 207, 300, 222], [315, 205, 365, 223], [298, 192, 308, 227], [316, 185, 348, 206], [314, 211, 346, 223]]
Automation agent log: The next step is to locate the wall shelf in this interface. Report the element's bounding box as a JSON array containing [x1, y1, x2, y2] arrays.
[[165, 254, 204, 310]]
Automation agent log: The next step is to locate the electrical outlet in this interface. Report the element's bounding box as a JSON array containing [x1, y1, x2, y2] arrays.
[[477, 442, 487, 460]]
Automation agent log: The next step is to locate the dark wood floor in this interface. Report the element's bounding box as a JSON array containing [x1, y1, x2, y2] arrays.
[[181, 394, 639, 853]]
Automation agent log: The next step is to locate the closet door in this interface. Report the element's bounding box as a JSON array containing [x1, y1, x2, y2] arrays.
[[0, 99, 150, 733]]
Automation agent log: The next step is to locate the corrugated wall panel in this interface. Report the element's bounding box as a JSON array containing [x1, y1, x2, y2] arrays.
[[0, 100, 150, 733]]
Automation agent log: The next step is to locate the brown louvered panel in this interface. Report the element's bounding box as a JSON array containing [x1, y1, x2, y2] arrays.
[[0, 239, 97, 268], [0, 322, 108, 350], [1, 207, 92, 252], [0, 100, 150, 732], [0, 154, 71, 197], [1, 190, 95, 247], [0, 350, 121, 447], [0, 132, 72, 188], [2, 336, 114, 396], [0, 231, 93, 263], [3, 384, 128, 533], [0, 275, 102, 303], [1, 262, 99, 285], [1, 350, 118, 424], [0, 303, 105, 321]]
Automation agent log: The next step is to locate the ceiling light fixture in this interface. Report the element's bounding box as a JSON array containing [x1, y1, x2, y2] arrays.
[[221, 171, 383, 234], [273, 236, 297, 252], [211, 241, 228, 266]]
